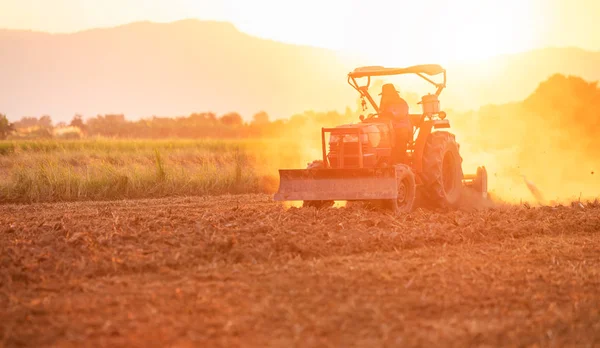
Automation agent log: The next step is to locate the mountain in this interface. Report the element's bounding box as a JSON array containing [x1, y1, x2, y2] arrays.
[[1, 19, 600, 123], [447, 47, 600, 110], [0, 19, 360, 123]]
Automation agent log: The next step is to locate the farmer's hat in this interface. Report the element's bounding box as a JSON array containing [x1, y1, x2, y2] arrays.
[[379, 83, 400, 96]]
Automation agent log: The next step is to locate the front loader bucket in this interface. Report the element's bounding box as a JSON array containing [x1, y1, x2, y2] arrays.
[[274, 168, 398, 202]]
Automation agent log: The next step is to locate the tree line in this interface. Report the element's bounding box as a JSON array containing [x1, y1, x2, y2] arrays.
[[1, 73, 599, 146], [0, 108, 357, 140]]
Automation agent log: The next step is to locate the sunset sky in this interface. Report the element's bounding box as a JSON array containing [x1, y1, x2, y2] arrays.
[[1, 0, 599, 64]]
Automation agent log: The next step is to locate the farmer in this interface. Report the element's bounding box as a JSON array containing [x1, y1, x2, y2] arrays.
[[379, 83, 411, 164]]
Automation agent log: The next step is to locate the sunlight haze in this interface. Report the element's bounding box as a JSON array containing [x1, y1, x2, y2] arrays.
[[2, 3, 600, 340], [1, 0, 599, 64]]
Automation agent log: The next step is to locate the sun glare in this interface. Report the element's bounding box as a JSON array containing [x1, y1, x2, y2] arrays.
[[342, 0, 541, 65], [435, 0, 539, 63], [224, 0, 540, 64]]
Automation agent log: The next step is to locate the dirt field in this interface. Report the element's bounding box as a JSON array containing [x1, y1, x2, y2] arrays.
[[1, 194, 599, 347]]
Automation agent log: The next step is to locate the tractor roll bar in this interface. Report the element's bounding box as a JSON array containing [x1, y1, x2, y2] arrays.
[[347, 64, 447, 109], [347, 75, 381, 113]]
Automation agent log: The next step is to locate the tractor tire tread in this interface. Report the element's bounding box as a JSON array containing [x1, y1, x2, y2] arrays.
[[420, 131, 464, 209]]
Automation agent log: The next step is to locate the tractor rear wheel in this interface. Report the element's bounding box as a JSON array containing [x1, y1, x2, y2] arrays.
[[420, 131, 464, 209], [381, 164, 416, 214], [302, 160, 335, 209]]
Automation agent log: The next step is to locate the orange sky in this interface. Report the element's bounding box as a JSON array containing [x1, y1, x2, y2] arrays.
[[1, 0, 599, 64]]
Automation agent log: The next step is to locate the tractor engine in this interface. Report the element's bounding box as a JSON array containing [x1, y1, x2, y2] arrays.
[[326, 123, 391, 168]]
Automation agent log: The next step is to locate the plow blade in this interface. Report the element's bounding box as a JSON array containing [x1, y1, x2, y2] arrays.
[[274, 168, 398, 201]]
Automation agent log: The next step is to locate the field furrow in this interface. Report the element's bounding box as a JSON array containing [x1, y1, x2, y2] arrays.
[[1, 195, 599, 347]]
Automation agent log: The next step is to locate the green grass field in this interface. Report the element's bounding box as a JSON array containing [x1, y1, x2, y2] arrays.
[[0, 138, 314, 203]]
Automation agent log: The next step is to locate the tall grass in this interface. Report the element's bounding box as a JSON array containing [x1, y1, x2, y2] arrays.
[[0, 137, 309, 203]]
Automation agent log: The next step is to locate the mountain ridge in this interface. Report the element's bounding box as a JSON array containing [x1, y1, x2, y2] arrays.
[[2, 19, 599, 122]]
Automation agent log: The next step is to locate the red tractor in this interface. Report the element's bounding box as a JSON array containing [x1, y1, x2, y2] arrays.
[[274, 64, 487, 213]]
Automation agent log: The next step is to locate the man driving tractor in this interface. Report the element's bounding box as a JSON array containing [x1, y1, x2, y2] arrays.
[[379, 83, 411, 164]]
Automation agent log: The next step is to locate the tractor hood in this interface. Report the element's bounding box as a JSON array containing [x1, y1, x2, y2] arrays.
[[332, 122, 388, 131], [333, 123, 374, 130], [328, 123, 387, 137], [327, 122, 389, 146]]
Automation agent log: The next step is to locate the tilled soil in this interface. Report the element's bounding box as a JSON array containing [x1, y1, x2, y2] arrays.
[[1, 194, 599, 347]]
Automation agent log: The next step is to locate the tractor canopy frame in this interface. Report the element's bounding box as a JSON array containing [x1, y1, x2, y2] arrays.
[[347, 64, 447, 113]]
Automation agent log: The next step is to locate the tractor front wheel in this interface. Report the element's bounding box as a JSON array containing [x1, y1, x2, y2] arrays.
[[420, 131, 464, 209], [302, 160, 335, 209], [381, 164, 416, 214]]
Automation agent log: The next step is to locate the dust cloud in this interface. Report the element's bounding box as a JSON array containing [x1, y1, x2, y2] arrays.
[[456, 74, 600, 205]]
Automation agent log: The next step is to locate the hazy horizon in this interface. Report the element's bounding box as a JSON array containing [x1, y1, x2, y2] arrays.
[[2, 0, 600, 64], [2, 1, 600, 122], [2, 18, 600, 123]]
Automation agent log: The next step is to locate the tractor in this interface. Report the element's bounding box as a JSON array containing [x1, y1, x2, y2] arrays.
[[274, 64, 487, 213]]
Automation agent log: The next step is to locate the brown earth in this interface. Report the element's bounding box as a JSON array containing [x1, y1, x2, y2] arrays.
[[1, 194, 599, 347]]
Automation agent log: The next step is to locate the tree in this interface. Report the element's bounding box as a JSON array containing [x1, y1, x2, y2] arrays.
[[0, 114, 14, 140], [190, 112, 217, 123], [220, 112, 243, 126], [252, 111, 270, 125], [38, 115, 53, 129], [70, 114, 87, 133], [12, 116, 38, 129], [86, 114, 128, 137]]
